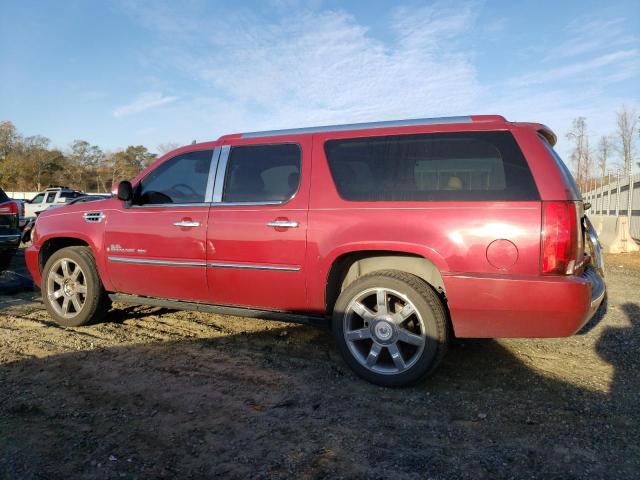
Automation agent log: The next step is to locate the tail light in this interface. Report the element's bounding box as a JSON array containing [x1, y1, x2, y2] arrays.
[[541, 201, 580, 275], [0, 201, 18, 216]]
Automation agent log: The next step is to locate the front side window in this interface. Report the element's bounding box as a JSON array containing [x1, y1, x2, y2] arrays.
[[45, 192, 56, 203], [222, 144, 301, 203], [30, 193, 45, 204], [325, 131, 539, 201], [135, 150, 213, 205]]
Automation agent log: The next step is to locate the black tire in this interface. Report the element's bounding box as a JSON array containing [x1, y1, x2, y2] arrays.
[[332, 270, 449, 387], [0, 249, 15, 272], [42, 246, 111, 327]]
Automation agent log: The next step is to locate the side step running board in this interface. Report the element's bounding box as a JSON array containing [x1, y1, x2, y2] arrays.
[[108, 293, 330, 328]]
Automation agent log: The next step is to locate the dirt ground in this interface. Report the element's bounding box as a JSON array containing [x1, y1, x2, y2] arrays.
[[0, 250, 638, 479]]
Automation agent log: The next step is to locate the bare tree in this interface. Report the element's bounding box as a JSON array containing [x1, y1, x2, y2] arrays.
[[596, 135, 612, 179], [157, 142, 181, 155], [615, 106, 637, 174], [566, 117, 592, 190]]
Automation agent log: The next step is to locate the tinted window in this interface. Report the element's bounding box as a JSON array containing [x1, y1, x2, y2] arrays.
[[60, 191, 82, 199], [0, 189, 8, 203], [325, 131, 539, 201], [30, 193, 45, 204], [135, 150, 213, 205], [539, 135, 582, 200], [223, 144, 301, 203], [45, 192, 56, 203]]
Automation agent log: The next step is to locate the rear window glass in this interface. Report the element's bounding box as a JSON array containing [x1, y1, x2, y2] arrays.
[[325, 131, 539, 201], [0, 189, 8, 203]]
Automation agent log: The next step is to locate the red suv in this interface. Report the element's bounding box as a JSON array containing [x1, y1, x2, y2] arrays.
[[26, 115, 605, 386]]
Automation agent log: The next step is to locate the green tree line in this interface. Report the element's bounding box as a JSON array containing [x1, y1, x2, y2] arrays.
[[0, 120, 157, 193]]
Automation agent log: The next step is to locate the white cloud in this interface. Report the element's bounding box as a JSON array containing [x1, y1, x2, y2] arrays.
[[114, 1, 639, 166], [113, 92, 178, 118], [122, 2, 482, 133], [507, 49, 638, 87]]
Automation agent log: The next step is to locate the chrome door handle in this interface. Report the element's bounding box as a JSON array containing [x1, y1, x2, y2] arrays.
[[173, 221, 200, 228], [267, 220, 299, 228]]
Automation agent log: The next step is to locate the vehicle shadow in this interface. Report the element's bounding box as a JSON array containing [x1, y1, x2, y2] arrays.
[[1, 302, 638, 479]]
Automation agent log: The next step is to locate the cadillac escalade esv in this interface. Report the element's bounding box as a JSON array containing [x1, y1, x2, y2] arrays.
[[25, 115, 606, 386]]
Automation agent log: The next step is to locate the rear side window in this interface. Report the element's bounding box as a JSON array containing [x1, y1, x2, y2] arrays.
[[45, 192, 56, 203], [60, 191, 82, 199], [135, 150, 213, 205], [0, 189, 8, 203], [223, 144, 301, 203], [325, 131, 539, 201]]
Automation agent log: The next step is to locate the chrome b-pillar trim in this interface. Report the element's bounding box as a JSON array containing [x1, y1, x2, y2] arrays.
[[204, 147, 221, 203], [212, 145, 231, 203]]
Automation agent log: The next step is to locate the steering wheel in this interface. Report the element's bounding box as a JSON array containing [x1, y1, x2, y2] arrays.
[[171, 183, 197, 199]]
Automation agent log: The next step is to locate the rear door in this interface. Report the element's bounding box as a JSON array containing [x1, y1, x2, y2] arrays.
[[206, 138, 311, 311], [104, 148, 216, 302]]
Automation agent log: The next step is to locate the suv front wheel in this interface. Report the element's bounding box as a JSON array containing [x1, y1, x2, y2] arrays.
[[42, 246, 111, 327], [332, 270, 449, 387]]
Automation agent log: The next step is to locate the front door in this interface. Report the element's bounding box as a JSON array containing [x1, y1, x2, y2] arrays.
[[104, 148, 215, 302], [206, 139, 311, 311]]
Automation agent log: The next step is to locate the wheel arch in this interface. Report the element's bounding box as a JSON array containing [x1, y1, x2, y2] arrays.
[[39, 236, 92, 272], [325, 250, 447, 314]]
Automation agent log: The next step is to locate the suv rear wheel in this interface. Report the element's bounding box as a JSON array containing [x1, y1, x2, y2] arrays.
[[42, 246, 111, 327], [332, 270, 448, 387]]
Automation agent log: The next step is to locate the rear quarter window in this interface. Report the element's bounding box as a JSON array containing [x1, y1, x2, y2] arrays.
[[324, 131, 539, 201], [0, 189, 9, 203], [539, 135, 582, 201]]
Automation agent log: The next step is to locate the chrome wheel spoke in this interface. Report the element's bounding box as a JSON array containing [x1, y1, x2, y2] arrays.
[[345, 328, 372, 341], [61, 260, 71, 278], [71, 265, 82, 280], [71, 295, 83, 313], [76, 284, 87, 294], [376, 289, 388, 314], [51, 289, 64, 299], [352, 301, 376, 322], [397, 328, 425, 346], [387, 342, 406, 370], [365, 343, 382, 367], [61, 297, 70, 315], [52, 273, 65, 285], [395, 303, 415, 323]]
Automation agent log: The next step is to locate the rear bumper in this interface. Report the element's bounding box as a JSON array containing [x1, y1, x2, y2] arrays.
[[25, 244, 41, 286], [0, 233, 21, 249], [444, 266, 606, 338]]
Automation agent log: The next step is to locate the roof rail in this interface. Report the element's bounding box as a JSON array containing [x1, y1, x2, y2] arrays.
[[238, 115, 506, 139]]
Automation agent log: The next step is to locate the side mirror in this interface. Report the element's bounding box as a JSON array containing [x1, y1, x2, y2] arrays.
[[117, 181, 133, 203]]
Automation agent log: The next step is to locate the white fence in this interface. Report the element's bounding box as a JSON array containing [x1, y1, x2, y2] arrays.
[[582, 172, 640, 241], [7, 192, 105, 200]]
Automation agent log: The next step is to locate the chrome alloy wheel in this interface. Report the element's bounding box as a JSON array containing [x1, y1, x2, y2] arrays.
[[343, 287, 427, 375], [46, 258, 88, 319]]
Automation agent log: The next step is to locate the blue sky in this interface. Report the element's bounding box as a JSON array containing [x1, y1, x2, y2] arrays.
[[1, 0, 638, 161]]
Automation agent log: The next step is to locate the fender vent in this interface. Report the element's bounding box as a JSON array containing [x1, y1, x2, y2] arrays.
[[83, 211, 105, 223]]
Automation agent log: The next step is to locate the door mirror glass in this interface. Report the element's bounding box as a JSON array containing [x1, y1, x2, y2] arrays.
[[117, 181, 133, 202]]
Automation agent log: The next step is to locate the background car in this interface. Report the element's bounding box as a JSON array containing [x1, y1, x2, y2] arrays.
[[23, 186, 86, 219], [0, 187, 21, 271]]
